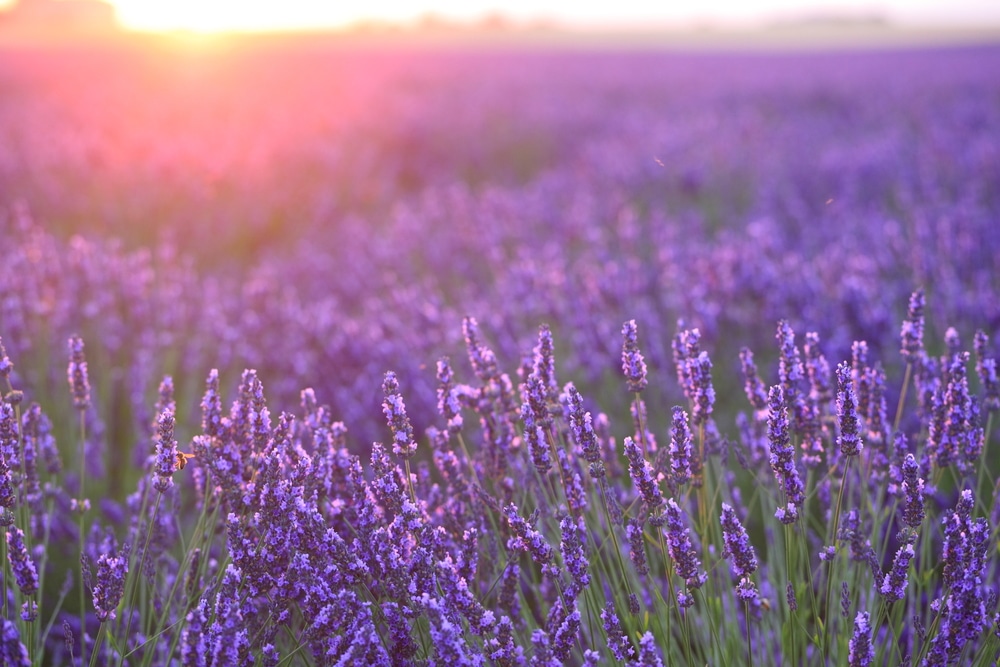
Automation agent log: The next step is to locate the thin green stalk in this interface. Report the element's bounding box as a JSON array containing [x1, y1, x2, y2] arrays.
[[744, 600, 753, 667], [76, 407, 88, 656], [117, 493, 162, 666], [824, 453, 853, 662]]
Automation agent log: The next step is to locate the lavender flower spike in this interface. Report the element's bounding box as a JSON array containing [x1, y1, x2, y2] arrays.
[[849, 611, 874, 667], [900, 288, 925, 361], [621, 320, 648, 393], [767, 385, 804, 523], [836, 362, 863, 456], [1, 620, 30, 667], [624, 436, 662, 511], [720, 503, 759, 601], [669, 406, 694, 487], [663, 498, 707, 591], [880, 536, 915, 603], [153, 408, 177, 493], [93, 545, 129, 622], [6, 527, 38, 595], [67, 335, 91, 410], [382, 371, 416, 459], [901, 454, 925, 528]]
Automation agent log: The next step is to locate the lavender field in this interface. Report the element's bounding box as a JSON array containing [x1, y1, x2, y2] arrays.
[[0, 41, 999, 665]]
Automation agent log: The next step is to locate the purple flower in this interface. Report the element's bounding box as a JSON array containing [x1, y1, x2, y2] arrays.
[[0, 620, 30, 667], [624, 436, 662, 511], [601, 603, 635, 661], [720, 503, 759, 600], [804, 331, 833, 406], [566, 385, 601, 468], [739, 347, 768, 412], [522, 402, 551, 475], [621, 320, 648, 393], [67, 335, 91, 410], [93, 543, 129, 622], [901, 288, 925, 361], [626, 517, 648, 576], [848, 611, 873, 667], [663, 498, 707, 591], [668, 407, 693, 488], [687, 352, 715, 427], [901, 453, 925, 528], [0, 404, 17, 511], [880, 535, 915, 603], [559, 515, 590, 591], [836, 362, 863, 457], [153, 408, 177, 493], [533, 324, 559, 405], [6, 526, 38, 595], [0, 338, 12, 379], [201, 369, 224, 440], [436, 357, 465, 433], [777, 320, 805, 398], [503, 503, 556, 577], [767, 385, 804, 523], [637, 631, 664, 667], [382, 371, 416, 460]]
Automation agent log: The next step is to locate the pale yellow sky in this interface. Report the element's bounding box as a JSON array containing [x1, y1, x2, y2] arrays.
[[2, 0, 999, 33]]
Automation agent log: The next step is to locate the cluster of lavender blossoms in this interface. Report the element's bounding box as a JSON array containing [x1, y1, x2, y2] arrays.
[[0, 274, 997, 667]]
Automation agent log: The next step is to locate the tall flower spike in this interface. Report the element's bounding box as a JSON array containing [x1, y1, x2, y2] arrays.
[[739, 347, 768, 412], [201, 369, 224, 440], [900, 453, 925, 528], [533, 324, 558, 405], [777, 320, 805, 399], [624, 436, 662, 511], [93, 543, 129, 622], [6, 527, 38, 596], [668, 406, 693, 487], [836, 362, 863, 456], [600, 603, 635, 662], [848, 611, 873, 667], [153, 408, 178, 493], [720, 503, 759, 601], [767, 385, 804, 523], [663, 498, 707, 591], [67, 335, 91, 410], [900, 288, 925, 362], [880, 535, 915, 603], [621, 320, 648, 393], [0, 338, 12, 380], [382, 371, 416, 460], [688, 351, 715, 427]]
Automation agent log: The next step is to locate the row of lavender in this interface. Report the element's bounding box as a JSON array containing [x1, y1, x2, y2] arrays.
[[0, 290, 998, 664]]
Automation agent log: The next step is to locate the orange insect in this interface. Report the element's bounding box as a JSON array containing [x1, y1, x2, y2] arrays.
[[174, 452, 197, 471]]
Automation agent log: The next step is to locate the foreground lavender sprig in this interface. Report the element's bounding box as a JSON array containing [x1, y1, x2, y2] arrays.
[[67, 334, 91, 411], [849, 611, 873, 667], [836, 362, 863, 457], [663, 498, 707, 595], [624, 436, 662, 511], [900, 288, 925, 362], [93, 544, 129, 622], [382, 371, 416, 459], [720, 503, 759, 601], [766, 385, 804, 523], [6, 526, 38, 596], [621, 319, 648, 393], [153, 408, 177, 493]]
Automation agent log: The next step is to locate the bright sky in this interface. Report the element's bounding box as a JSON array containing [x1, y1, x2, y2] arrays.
[[6, 0, 1000, 33]]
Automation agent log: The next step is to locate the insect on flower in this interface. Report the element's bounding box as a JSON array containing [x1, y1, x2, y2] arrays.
[[174, 452, 196, 471]]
